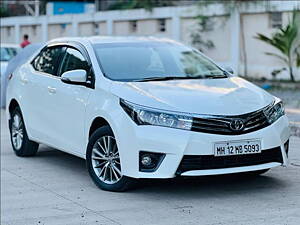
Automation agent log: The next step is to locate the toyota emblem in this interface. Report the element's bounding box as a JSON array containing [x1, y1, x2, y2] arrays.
[[230, 119, 245, 131]]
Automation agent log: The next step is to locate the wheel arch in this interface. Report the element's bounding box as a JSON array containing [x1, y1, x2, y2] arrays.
[[88, 116, 112, 139], [8, 99, 20, 115]]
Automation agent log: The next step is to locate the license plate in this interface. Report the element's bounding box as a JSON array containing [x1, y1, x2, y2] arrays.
[[214, 139, 261, 157]]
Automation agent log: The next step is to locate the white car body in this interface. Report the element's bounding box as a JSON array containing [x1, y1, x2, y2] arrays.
[[6, 37, 290, 186]]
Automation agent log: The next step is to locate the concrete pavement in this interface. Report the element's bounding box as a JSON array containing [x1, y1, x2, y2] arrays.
[[1, 109, 300, 225]]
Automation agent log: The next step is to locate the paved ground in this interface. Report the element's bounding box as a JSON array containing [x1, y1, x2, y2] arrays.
[[1, 108, 300, 225]]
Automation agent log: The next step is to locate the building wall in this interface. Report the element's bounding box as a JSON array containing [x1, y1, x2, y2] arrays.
[[181, 16, 231, 62], [48, 23, 72, 40], [20, 25, 41, 43], [1, 2, 299, 80], [0, 26, 15, 43], [113, 19, 172, 37], [241, 12, 294, 79], [137, 19, 172, 37], [113, 21, 131, 35], [98, 22, 107, 35], [79, 23, 94, 36]]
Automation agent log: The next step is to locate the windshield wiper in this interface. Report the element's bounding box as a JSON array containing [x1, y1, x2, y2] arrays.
[[132, 73, 227, 82], [132, 76, 191, 82], [202, 74, 228, 79]]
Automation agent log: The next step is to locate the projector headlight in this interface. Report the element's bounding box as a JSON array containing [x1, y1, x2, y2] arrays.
[[120, 99, 193, 130], [264, 100, 285, 124]]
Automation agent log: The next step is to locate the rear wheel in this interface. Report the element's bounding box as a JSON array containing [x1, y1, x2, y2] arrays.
[[86, 126, 135, 192], [9, 107, 39, 156]]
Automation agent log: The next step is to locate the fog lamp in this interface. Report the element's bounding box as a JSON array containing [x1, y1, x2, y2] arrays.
[[139, 151, 165, 172], [141, 155, 152, 167]]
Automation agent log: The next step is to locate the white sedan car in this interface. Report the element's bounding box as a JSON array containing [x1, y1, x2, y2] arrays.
[[1, 44, 19, 105], [0, 44, 19, 75], [1, 44, 42, 108], [6, 37, 290, 191]]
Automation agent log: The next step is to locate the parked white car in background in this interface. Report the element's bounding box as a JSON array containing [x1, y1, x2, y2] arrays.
[[6, 37, 290, 191], [1, 44, 42, 108], [0, 44, 19, 76], [1, 44, 19, 105]]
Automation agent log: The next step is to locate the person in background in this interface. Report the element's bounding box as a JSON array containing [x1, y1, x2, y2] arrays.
[[20, 34, 31, 48]]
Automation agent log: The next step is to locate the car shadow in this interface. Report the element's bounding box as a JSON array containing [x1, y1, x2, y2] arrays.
[[35, 145, 288, 198], [133, 174, 286, 197]]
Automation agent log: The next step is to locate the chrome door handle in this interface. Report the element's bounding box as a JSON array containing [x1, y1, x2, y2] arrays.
[[47, 86, 56, 94]]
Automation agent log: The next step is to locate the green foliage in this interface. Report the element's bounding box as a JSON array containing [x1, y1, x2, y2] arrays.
[[297, 50, 300, 67], [0, 6, 9, 17], [108, 0, 174, 12], [255, 10, 300, 82], [197, 0, 264, 13]]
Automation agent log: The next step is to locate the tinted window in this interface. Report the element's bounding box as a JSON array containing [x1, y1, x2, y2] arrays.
[[93, 42, 225, 81], [33, 46, 65, 76], [60, 48, 89, 75]]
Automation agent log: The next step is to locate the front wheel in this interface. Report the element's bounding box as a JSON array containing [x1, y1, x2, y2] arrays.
[[86, 126, 135, 192]]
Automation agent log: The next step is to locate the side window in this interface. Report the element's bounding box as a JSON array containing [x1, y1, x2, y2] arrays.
[[60, 48, 90, 75], [33, 46, 65, 76]]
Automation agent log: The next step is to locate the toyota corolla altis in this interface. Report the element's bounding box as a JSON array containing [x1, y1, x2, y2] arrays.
[[6, 37, 290, 191]]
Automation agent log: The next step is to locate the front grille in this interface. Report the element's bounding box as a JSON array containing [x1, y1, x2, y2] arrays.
[[176, 147, 283, 174], [191, 104, 272, 135]]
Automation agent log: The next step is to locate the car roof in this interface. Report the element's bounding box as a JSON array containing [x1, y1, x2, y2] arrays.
[[49, 36, 182, 45]]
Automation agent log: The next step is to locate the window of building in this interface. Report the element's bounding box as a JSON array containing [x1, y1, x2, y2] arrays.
[[270, 12, 282, 28], [130, 20, 137, 33], [32, 25, 37, 36], [6, 27, 11, 37], [60, 23, 67, 35], [94, 23, 99, 35], [158, 19, 166, 32]]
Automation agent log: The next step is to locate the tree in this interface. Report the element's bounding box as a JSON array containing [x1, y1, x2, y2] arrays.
[[0, 6, 9, 17], [255, 10, 300, 82], [190, 15, 215, 52], [108, 0, 174, 11]]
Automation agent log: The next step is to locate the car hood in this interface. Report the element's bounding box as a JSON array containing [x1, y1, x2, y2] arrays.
[[110, 77, 275, 115]]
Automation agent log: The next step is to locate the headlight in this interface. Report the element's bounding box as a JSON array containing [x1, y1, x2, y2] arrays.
[[120, 99, 193, 130], [264, 100, 285, 124]]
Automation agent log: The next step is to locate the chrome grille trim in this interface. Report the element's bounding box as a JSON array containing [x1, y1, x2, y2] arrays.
[[191, 102, 274, 135]]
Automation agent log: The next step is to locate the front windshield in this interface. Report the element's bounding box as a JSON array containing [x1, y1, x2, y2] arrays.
[[93, 42, 225, 81], [0, 47, 18, 61]]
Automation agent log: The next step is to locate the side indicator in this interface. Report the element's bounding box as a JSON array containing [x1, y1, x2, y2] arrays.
[[8, 74, 13, 80]]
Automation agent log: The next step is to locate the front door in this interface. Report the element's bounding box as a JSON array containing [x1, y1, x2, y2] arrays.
[[48, 47, 92, 156]]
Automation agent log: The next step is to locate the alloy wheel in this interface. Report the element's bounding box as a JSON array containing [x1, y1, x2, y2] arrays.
[[11, 113, 24, 150], [91, 136, 122, 184]]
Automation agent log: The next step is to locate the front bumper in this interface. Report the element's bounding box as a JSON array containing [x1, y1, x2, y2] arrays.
[[114, 112, 290, 179]]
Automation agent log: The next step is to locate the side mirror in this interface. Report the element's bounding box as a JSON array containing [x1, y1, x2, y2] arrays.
[[61, 69, 87, 85], [225, 66, 234, 75]]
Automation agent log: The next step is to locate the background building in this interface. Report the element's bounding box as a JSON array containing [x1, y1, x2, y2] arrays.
[[0, 1, 299, 80]]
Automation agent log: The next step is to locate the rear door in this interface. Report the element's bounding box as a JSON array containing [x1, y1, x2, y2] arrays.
[[24, 45, 66, 145]]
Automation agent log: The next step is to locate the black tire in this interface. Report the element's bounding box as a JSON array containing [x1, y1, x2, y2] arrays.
[[9, 106, 39, 157], [86, 126, 136, 192]]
